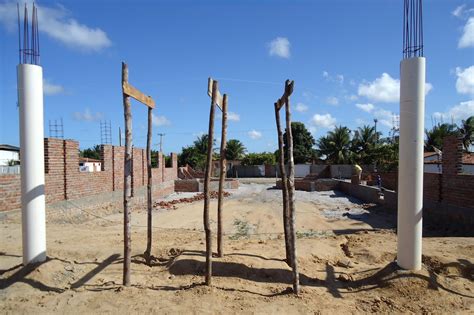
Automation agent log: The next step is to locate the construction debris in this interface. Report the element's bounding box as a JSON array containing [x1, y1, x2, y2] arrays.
[[154, 191, 231, 210]]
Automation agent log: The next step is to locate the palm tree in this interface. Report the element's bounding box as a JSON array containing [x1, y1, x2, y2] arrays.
[[425, 123, 458, 151], [317, 125, 352, 164], [193, 134, 215, 155], [351, 125, 379, 163], [225, 139, 246, 160], [459, 116, 474, 152]]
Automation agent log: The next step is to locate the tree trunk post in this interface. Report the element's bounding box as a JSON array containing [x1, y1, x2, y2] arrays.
[[204, 79, 217, 285], [274, 101, 291, 265], [285, 85, 300, 295], [217, 94, 228, 257], [145, 107, 153, 264], [122, 62, 132, 287]]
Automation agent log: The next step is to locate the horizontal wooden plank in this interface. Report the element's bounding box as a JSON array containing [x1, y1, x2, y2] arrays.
[[207, 78, 223, 111], [123, 82, 155, 108]]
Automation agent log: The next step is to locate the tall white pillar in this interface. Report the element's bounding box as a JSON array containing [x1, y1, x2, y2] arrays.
[[18, 64, 47, 265], [397, 57, 425, 270]]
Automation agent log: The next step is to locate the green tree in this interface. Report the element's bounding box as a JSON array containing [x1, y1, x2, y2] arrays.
[[425, 123, 458, 151], [80, 145, 101, 160], [317, 125, 352, 164], [241, 152, 276, 165], [178, 134, 216, 170], [351, 125, 380, 164], [459, 116, 474, 152], [225, 139, 246, 160], [283, 122, 316, 164]]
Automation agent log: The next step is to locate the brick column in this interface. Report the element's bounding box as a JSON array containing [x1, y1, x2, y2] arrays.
[[442, 135, 463, 176], [64, 140, 79, 200]]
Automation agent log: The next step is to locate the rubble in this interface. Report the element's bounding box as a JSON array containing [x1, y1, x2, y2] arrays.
[[153, 191, 231, 210]]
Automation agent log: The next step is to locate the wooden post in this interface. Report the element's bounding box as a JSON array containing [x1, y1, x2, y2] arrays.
[[122, 62, 132, 286], [217, 94, 228, 257], [144, 107, 153, 263], [203, 79, 217, 285], [284, 85, 300, 295], [274, 101, 291, 265], [131, 146, 135, 197]]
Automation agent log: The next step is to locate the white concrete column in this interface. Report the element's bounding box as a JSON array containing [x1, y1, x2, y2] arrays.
[[18, 64, 47, 265], [397, 57, 425, 270]]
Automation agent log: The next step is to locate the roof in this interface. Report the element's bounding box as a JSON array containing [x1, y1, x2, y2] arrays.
[[463, 152, 474, 165], [424, 152, 438, 158], [0, 144, 20, 152], [79, 157, 102, 163]]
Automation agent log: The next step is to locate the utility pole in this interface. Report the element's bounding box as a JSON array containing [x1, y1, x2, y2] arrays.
[[157, 133, 165, 153], [119, 127, 122, 146], [374, 118, 378, 143]]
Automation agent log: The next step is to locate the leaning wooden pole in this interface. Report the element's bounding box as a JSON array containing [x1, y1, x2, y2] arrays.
[[144, 107, 153, 263], [204, 79, 217, 285], [285, 87, 300, 295], [122, 62, 132, 286], [274, 101, 291, 265], [217, 94, 228, 257]]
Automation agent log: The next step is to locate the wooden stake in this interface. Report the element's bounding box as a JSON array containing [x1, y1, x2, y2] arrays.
[[204, 79, 217, 285], [217, 94, 228, 257], [285, 88, 300, 295], [144, 107, 153, 263], [274, 101, 291, 265], [122, 62, 132, 286]]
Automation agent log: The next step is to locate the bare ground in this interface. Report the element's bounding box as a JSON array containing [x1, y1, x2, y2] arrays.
[[1, 183, 473, 314]]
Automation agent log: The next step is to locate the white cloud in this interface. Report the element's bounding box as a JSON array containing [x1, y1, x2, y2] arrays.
[[322, 71, 344, 84], [152, 114, 171, 126], [0, 2, 111, 52], [355, 103, 375, 113], [358, 73, 432, 103], [310, 113, 336, 129], [358, 73, 399, 103], [452, 5, 467, 18], [227, 112, 240, 122], [295, 102, 309, 112], [248, 130, 262, 140], [374, 108, 396, 128], [459, 17, 474, 48], [456, 66, 474, 95], [355, 118, 367, 125], [347, 94, 358, 101], [74, 108, 103, 122], [433, 100, 474, 121], [268, 37, 290, 59], [43, 79, 64, 95], [325, 96, 339, 106]]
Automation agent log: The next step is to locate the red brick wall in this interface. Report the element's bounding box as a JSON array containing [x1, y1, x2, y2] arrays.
[[0, 138, 178, 212], [0, 174, 21, 211]]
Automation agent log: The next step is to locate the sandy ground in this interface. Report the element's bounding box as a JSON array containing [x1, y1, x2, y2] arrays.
[[1, 183, 473, 314]]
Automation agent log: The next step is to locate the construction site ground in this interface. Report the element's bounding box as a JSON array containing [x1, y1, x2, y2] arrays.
[[1, 181, 473, 313]]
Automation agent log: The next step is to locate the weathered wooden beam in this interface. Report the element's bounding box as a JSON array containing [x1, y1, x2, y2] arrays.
[[285, 91, 300, 295], [122, 62, 132, 287], [217, 94, 228, 258], [274, 100, 291, 265], [207, 78, 223, 111], [123, 82, 155, 108], [144, 107, 153, 264], [276, 80, 295, 111], [203, 79, 217, 285]]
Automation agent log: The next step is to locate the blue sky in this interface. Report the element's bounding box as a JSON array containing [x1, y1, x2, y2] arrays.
[[1, 0, 473, 154]]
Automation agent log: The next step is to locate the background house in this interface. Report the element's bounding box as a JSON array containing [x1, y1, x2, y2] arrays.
[[0, 144, 20, 166], [79, 157, 102, 172]]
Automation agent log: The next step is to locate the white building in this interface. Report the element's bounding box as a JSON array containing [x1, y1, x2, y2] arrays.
[[0, 144, 20, 166], [79, 157, 102, 172]]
